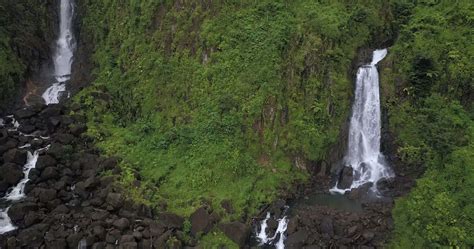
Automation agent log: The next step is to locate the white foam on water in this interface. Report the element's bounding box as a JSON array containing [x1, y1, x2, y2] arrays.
[[5, 150, 40, 201], [42, 82, 66, 105], [255, 212, 289, 249], [272, 217, 288, 249], [19, 143, 31, 149], [0, 208, 16, 234], [256, 212, 271, 245]]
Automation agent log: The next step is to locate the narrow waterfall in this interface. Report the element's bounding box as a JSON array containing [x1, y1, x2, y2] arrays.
[[331, 49, 393, 194], [255, 211, 289, 249], [42, 0, 76, 104], [0, 0, 75, 235]]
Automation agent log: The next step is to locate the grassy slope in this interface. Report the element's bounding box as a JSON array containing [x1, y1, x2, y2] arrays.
[[380, 1, 474, 247], [76, 0, 391, 241]]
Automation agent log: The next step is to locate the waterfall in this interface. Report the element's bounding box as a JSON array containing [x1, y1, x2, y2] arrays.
[[0, 0, 74, 235], [0, 208, 15, 234], [331, 49, 393, 194], [4, 150, 40, 201], [42, 0, 76, 105], [255, 212, 289, 249]]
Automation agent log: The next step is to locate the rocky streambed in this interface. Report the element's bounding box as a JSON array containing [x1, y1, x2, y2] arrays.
[[0, 102, 238, 249], [250, 155, 415, 249]]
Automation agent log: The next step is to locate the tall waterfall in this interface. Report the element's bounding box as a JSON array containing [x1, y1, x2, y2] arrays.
[[331, 49, 393, 194], [42, 0, 76, 105], [0, 0, 75, 235]]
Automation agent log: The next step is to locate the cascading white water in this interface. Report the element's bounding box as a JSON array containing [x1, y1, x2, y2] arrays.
[[5, 151, 40, 201], [0, 208, 15, 234], [256, 212, 289, 249], [1, 0, 75, 235], [331, 49, 393, 194], [42, 0, 76, 105]]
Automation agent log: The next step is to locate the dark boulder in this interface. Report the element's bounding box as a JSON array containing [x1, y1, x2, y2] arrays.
[[106, 229, 121, 244], [31, 138, 44, 148], [152, 230, 171, 248], [157, 212, 184, 229], [100, 157, 119, 171], [40, 104, 62, 118], [47, 143, 70, 160], [19, 124, 36, 134], [113, 218, 130, 231], [40, 166, 59, 181], [70, 124, 87, 137], [337, 166, 353, 189], [269, 199, 286, 217], [190, 207, 211, 236], [286, 229, 309, 248], [92, 225, 106, 239], [14, 109, 36, 119], [267, 218, 278, 233], [45, 239, 67, 249], [52, 204, 69, 214], [0, 180, 9, 193], [92, 242, 106, 249], [320, 217, 334, 236], [66, 233, 83, 248], [0, 129, 8, 144], [148, 220, 165, 237], [56, 133, 75, 144], [120, 234, 135, 243], [347, 225, 358, 236], [3, 149, 27, 165], [106, 192, 123, 209], [363, 230, 375, 242], [16, 223, 49, 248], [1, 163, 24, 185], [36, 154, 57, 169], [0, 139, 18, 154], [24, 211, 41, 226], [219, 222, 250, 247], [348, 182, 373, 200], [8, 202, 38, 223], [91, 210, 109, 221], [38, 188, 57, 203]]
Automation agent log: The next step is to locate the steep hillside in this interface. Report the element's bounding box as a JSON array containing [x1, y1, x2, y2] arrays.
[[379, 1, 474, 247], [74, 0, 395, 246], [0, 0, 56, 110], [71, 0, 474, 247]]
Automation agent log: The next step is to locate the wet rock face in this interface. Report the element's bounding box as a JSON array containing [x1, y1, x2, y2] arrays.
[[337, 166, 353, 189]]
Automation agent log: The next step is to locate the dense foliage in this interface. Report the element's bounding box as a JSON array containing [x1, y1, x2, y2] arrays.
[[76, 0, 394, 246], [0, 0, 54, 108], [72, 0, 474, 247], [380, 1, 474, 247]]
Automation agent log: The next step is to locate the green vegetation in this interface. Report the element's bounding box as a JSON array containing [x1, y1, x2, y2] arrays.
[[380, 1, 474, 247], [0, 1, 54, 107], [76, 0, 393, 230], [75, 0, 473, 247]]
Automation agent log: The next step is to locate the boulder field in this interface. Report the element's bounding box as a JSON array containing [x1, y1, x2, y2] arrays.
[[0, 103, 250, 249]]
